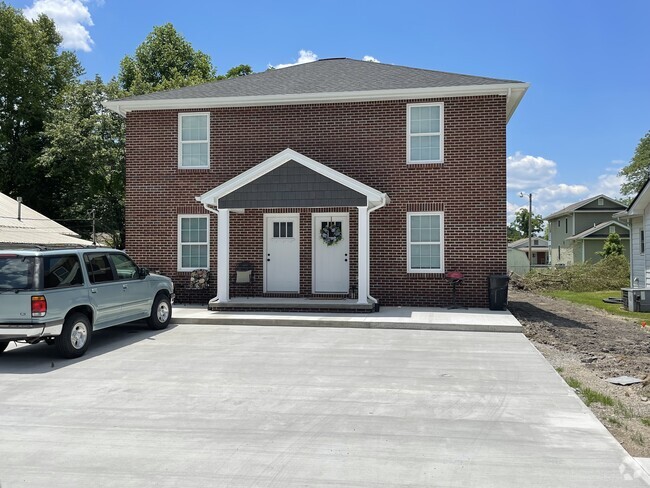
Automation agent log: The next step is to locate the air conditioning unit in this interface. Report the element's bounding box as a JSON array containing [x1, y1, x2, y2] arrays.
[[621, 288, 650, 312]]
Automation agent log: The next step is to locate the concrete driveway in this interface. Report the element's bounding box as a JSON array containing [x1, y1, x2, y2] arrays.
[[0, 323, 648, 487]]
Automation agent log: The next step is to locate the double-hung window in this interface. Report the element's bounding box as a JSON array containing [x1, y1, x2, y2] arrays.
[[407, 103, 443, 163], [178, 215, 209, 271], [178, 113, 209, 168], [407, 212, 444, 273]]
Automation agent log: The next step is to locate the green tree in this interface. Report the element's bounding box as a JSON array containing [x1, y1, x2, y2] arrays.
[[118, 23, 216, 95], [619, 131, 650, 197], [508, 208, 544, 241], [597, 232, 624, 257], [39, 77, 125, 247], [217, 64, 253, 80], [0, 3, 81, 211]]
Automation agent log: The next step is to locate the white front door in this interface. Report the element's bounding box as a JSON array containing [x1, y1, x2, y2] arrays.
[[264, 214, 300, 292], [313, 213, 349, 293]]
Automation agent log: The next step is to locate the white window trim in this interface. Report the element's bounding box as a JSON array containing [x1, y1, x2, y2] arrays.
[[178, 112, 210, 169], [407, 211, 444, 273], [177, 214, 210, 271], [406, 102, 444, 164]]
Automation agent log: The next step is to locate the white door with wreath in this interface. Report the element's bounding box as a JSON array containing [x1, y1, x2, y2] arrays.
[[312, 213, 349, 294]]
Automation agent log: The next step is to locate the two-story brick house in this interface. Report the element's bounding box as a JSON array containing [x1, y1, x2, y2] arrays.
[[105, 58, 528, 309], [545, 195, 629, 266]]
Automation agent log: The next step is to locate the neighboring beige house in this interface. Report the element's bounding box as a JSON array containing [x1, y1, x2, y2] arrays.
[[545, 195, 629, 265], [508, 237, 550, 266], [0, 192, 92, 248]]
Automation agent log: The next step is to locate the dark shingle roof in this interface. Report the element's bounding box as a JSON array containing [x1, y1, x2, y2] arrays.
[[544, 194, 626, 220], [116, 58, 525, 102]]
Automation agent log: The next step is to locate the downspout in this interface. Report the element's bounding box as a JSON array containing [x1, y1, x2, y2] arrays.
[[366, 193, 389, 304]]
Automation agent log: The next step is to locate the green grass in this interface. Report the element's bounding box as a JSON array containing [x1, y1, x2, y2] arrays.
[[544, 290, 650, 320], [631, 432, 645, 446], [565, 376, 583, 390], [555, 366, 564, 374], [581, 387, 616, 407], [641, 418, 650, 427]]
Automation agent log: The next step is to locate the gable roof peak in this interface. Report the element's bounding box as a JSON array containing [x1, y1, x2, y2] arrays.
[[544, 194, 626, 220]]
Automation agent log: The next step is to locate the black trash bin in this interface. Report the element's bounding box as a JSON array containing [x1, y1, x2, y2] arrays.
[[488, 274, 510, 310]]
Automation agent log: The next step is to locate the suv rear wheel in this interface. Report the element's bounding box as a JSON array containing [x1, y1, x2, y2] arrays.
[[56, 313, 91, 359], [148, 293, 171, 330]]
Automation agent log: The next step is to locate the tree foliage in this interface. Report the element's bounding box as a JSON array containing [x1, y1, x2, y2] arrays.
[[0, 3, 81, 212], [1, 12, 251, 248], [217, 64, 253, 80], [507, 208, 544, 241], [118, 23, 216, 95], [39, 77, 125, 247], [597, 232, 624, 258], [619, 131, 650, 197]]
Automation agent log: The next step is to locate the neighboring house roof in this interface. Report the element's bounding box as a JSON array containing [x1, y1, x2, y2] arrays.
[[566, 220, 630, 240], [616, 178, 650, 219], [0, 192, 92, 246], [544, 194, 626, 220], [508, 237, 550, 252], [104, 58, 529, 121]]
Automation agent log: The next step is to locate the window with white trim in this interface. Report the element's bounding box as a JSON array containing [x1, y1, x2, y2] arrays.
[[407, 103, 443, 163], [178, 113, 209, 168], [407, 212, 444, 273], [178, 215, 209, 270]]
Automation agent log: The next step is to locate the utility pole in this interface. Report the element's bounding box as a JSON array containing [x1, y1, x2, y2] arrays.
[[519, 192, 533, 273]]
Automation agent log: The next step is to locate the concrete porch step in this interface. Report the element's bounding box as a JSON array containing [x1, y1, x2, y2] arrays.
[[171, 305, 523, 333]]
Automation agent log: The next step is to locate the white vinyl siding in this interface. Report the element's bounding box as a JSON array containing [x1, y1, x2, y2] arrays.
[[407, 212, 444, 273], [178, 215, 209, 271], [178, 113, 209, 168], [407, 103, 443, 164]]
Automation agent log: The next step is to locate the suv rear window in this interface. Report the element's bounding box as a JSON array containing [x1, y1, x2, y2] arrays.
[[0, 254, 35, 290], [44, 255, 84, 289]]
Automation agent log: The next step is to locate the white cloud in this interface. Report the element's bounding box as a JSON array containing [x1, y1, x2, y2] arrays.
[[271, 49, 318, 69], [362, 55, 380, 63], [506, 153, 628, 222], [507, 152, 557, 190], [24, 0, 94, 52]]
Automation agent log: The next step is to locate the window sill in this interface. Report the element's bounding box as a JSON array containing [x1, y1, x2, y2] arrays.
[[407, 161, 444, 166]]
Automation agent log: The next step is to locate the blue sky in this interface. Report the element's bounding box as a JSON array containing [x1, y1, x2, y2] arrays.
[[9, 0, 650, 221]]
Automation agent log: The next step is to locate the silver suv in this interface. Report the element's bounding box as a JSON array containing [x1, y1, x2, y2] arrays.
[[0, 247, 174, 358]]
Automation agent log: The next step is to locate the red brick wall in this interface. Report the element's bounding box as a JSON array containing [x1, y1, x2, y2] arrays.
[[124, 95, 507, 307]]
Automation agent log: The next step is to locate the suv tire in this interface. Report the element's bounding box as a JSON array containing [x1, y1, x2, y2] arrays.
[[148, 293, 171, 330], [56, 313, 91, 359], [0, 341, 8, 354]]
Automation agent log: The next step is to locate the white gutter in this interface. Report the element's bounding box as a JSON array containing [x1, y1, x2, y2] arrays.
[[366, 193, 390, 305]]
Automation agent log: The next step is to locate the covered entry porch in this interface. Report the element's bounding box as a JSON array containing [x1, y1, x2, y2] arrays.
[[196, 149, 389, 310]]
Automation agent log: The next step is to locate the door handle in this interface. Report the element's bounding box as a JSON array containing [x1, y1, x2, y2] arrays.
[[91, 288, 97, 294], [123, 284, 128, 290]]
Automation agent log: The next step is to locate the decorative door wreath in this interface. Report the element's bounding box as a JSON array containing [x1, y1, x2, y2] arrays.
[[321, 221, 342, 246]]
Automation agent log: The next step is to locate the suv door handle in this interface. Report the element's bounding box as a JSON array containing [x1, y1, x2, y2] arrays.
[[91, 288, 97, 293], [122, 284, 128, 290]]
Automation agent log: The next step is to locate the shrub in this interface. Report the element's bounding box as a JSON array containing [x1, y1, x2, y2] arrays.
[[521, 255, 629, 292]]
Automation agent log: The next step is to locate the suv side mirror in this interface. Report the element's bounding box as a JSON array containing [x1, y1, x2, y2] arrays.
[[138, 267, 150, 278]]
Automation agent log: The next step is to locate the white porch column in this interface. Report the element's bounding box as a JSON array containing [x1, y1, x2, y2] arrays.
[[357, 206, 369, 304], [217, 209, 230, 302]]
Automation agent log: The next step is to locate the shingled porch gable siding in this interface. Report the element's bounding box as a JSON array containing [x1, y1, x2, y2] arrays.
[[124, 95, 507, 307]]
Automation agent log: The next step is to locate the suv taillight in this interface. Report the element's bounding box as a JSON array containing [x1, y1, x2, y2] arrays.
[[31, 296, 47, 317]]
